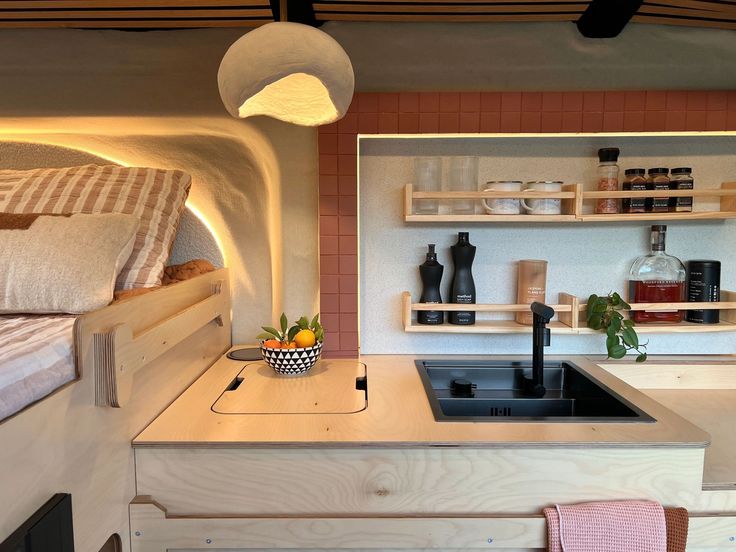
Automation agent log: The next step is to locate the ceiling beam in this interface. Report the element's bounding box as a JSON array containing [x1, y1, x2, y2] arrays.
[[576, 0, 644, 37], [270, 0, 318, 26]]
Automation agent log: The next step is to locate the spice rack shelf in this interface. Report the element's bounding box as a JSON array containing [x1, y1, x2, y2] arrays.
[[402, 290, 736, 335], [402, 291, 580, 334], [403, 182, 736, 223]]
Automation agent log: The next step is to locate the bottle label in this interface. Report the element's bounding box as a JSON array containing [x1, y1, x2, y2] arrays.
[[676, 179, 693, 211], [455, 294, 473, 304], [652, 183, 670, 212]]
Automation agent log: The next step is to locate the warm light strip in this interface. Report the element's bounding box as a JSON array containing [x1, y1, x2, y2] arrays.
[[185, 202, 228, 267]]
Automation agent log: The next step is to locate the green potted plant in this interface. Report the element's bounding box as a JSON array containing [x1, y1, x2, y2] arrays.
[[587, 292, 648, 362]]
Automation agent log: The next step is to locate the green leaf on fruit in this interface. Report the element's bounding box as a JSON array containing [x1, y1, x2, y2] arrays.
[[280, 312, 288, 333], [261, 326, 282, 339]]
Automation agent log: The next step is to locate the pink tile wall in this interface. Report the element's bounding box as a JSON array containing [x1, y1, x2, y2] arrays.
[[319, 90, 736, 358]]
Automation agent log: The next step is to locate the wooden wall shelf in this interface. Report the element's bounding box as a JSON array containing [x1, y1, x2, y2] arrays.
[[403, 182, 736, 223], [402, 290, 736, 336], [402, 291, 579, 334]]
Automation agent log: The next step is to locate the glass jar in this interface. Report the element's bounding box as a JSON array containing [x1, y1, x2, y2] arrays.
[[670, 167, 694, 213], [595, 147, 620, 214], [446, 156, 478, 215], [622, 168, 647, 213], [647, 168, 670, 213]]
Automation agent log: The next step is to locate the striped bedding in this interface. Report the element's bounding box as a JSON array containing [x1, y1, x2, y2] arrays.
[[0, 165, 191, 289], [0, 315, 77, 421]]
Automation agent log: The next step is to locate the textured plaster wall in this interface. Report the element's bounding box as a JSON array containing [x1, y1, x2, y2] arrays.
[[325, 21, 736, 92], [0, 28, 319, 343]]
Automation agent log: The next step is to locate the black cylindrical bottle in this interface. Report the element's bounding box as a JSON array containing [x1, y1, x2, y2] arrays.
[[686, 260, 721, 324], [449, 232, 476, 325], [418, 244, 444, 325]]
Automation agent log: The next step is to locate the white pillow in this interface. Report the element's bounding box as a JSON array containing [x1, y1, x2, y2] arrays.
[[0, 213, 139, 314]]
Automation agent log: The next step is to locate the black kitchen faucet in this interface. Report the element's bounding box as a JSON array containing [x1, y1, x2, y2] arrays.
[[524, 302, 555, 398]]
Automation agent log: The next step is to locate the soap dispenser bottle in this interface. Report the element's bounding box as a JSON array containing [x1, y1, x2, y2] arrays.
[[418, 244, 444, 325], [449, 232, 476, 325]]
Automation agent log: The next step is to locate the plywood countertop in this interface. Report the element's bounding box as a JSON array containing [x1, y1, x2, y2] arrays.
[[133, 352, 716, 449]]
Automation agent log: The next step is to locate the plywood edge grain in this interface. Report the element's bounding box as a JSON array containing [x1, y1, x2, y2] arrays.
[[128, 497, 736, 552]]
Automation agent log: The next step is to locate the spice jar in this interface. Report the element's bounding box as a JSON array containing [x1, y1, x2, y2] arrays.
[[595, 147, 620, 214], [647, 168, 670, 213], [622, 168, 647, 213], [670, 167, 694, 212]]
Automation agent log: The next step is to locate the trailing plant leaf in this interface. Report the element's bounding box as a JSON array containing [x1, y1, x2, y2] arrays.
[[586, 292, 648, 362]]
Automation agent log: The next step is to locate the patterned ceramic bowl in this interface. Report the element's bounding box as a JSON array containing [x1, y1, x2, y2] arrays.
[[260, 341, 323, 376]]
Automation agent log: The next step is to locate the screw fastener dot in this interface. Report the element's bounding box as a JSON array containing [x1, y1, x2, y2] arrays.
[[487, 537, 493, 543], [134, 531, 141, 537], [206, 538, 212, 544], [729, 536, 735, 541]]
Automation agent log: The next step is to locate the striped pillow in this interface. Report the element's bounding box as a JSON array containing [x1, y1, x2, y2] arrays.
[[0, 165, 191, 289]]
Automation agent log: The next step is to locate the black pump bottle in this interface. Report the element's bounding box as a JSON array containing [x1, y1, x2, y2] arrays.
[[418, 244, 444, 325], [449, 232, 476, 325]]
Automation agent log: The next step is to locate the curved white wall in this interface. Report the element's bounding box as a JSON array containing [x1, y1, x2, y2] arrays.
[[0, 29, 319, 343]]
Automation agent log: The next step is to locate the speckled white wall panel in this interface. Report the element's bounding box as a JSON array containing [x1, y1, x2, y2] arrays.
[[359, 135, 736, 356]]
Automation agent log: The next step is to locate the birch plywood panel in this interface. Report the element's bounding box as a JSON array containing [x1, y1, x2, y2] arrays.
[[212, 360, 367, 414], [0, 271, 230, 551], [129, 499, 736, 552], [646, 390, 736, 490], [135, 447, 704, 516]]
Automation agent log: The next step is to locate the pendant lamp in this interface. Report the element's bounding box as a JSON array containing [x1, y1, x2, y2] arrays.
[[217, 21, 355, 126]]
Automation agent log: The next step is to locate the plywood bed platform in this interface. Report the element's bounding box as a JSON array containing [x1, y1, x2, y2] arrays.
[[0, 268, 230, 552]]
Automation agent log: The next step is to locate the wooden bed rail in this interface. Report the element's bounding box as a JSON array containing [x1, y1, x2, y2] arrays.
[[129, 497, 736, 552], [74, 269, 231, 408]]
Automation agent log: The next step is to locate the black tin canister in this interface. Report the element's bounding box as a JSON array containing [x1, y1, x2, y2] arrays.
[[686, 260, 721, 324]]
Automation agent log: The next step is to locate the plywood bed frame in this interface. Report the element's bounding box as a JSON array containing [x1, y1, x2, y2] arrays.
[[0, 268, 231, 552]]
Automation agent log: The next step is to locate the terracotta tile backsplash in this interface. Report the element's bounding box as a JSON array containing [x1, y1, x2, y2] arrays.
[[319, 89, 736, 358]]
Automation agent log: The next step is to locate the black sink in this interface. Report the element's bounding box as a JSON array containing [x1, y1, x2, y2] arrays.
[[416, 360, 655, 423]]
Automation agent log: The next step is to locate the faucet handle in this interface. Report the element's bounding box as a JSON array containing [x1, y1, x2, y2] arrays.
[[530, 302, 555, 323]]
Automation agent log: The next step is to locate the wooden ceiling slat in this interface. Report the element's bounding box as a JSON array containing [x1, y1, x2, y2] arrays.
[[315, 12, 579, 21], [632, 12, 736, 28], [313, 3, 586, 14], [641, 3, 736, 19], [645, 0, 736, 12], [0, 9, 273, 19], [0, 18, 267, 27], [0, 0, 269, 7], [315, 0, 586, 3], [0, 0, 735, 31]]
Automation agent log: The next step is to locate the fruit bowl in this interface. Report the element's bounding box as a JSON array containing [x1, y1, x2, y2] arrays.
[[260, 341, 323, 376]]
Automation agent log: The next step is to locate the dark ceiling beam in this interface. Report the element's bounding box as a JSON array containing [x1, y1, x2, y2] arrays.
[[576, 0, 644, 37], [269, 0, 319, 26]]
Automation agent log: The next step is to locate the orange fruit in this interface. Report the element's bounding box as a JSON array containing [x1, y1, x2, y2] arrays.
[[294, 329, 316, 348], [263, 339, 282, 349], [282, 341, 297, 349]]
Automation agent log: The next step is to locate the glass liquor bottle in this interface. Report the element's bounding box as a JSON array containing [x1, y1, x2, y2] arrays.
[[628, 225, 686, 323]]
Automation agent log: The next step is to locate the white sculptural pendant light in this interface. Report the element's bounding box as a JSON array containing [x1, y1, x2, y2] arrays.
[[218, 20, 355, 126]]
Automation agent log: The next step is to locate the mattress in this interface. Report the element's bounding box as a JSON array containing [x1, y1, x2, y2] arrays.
[[0, 315, 77, 421]]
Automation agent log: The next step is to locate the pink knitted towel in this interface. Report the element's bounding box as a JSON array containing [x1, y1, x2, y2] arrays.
[[544, 500, 667, 552]]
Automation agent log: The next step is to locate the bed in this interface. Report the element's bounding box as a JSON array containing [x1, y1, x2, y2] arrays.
[[0, 314, 77, 420], [0, 163, 232, 552]]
